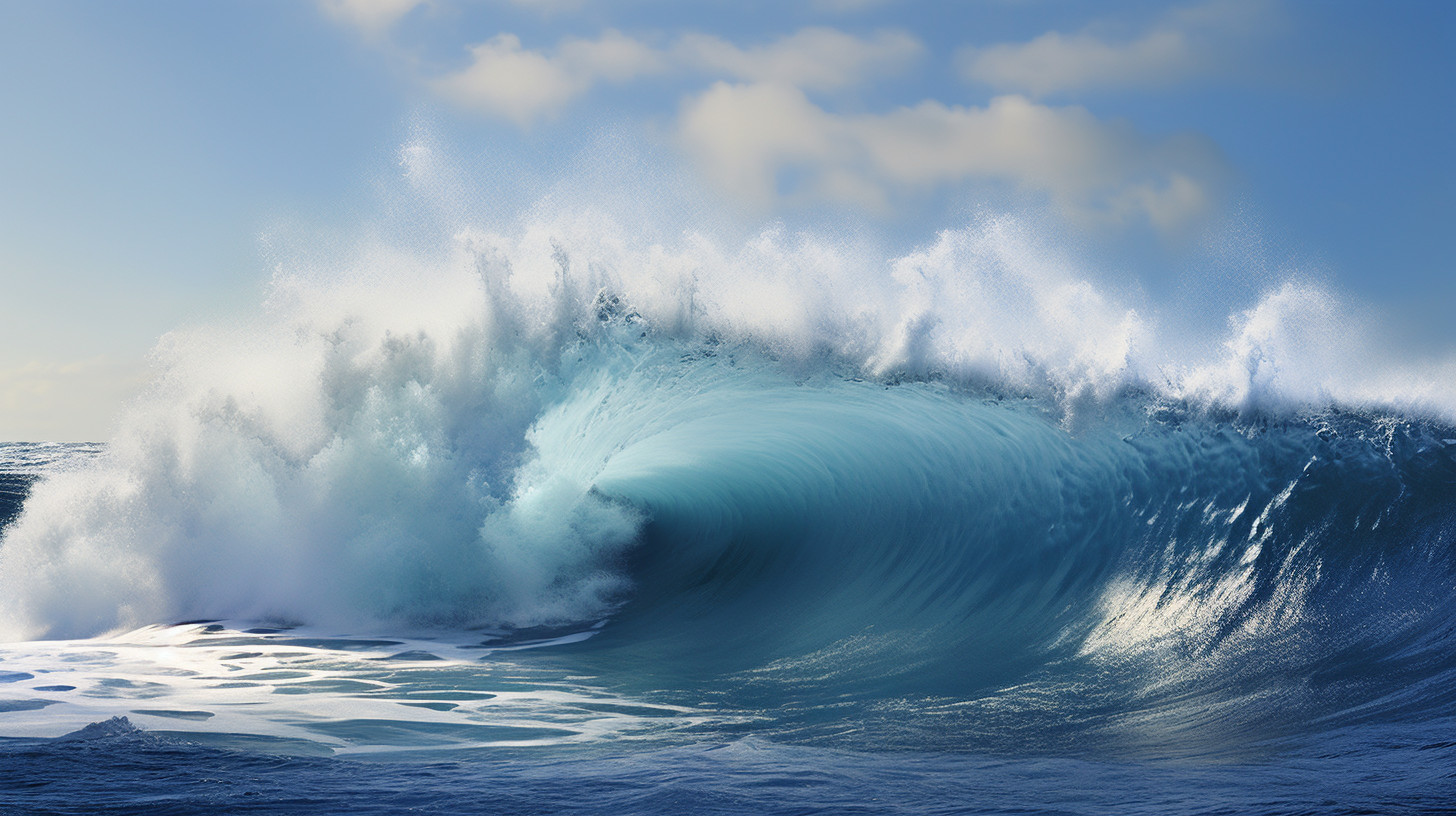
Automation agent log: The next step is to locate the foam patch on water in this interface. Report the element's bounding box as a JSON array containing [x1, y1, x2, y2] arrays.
[[0, 621, 712, 755]]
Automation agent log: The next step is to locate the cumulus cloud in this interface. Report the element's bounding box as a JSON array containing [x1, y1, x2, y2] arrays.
[[318, 0, 427, 35], [959, 0, 1272, 96], [431, 30, 665, 126], [676, 28, 922, 92], [431, 27, 921, 125], [680, 83, 1226, 230]]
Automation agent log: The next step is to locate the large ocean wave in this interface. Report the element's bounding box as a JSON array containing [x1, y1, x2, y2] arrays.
[[1, 211, 1453, 756]]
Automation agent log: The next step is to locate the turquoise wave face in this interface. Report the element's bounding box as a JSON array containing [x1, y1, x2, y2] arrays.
[[515, 344, 1456, 753]]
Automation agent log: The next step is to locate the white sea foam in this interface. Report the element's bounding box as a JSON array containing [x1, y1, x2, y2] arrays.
[[0, 621, 707, 751]]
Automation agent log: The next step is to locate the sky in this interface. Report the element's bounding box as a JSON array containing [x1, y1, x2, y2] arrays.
[[0, 0, 1451, 440]]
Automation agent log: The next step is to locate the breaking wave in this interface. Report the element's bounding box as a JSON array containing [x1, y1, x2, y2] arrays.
[[1, 208, 1453, 752]]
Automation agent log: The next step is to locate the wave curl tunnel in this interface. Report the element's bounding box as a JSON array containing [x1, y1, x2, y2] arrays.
[[554, 352, 1456, 753]]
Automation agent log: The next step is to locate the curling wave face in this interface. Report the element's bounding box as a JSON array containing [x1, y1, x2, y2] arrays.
[[1, 214, 1454, 756]]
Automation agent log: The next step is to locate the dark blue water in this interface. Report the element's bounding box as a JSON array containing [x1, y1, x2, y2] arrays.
[[2, 717, 1453, 815]]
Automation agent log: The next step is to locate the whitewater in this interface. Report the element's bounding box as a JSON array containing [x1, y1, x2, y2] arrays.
[[1, 207, 1453, 813]]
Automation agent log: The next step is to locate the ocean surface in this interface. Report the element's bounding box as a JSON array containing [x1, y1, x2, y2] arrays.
[[1, 217, 1454, 813]]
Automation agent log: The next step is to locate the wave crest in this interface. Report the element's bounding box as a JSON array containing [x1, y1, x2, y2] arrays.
[[2, 212, 1453, 643]]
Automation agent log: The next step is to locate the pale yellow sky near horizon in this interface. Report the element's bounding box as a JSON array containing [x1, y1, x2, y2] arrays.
[[0, 357, 149, 442]]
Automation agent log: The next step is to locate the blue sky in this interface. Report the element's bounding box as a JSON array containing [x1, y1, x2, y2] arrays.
[[1, 0, 1451, 439]]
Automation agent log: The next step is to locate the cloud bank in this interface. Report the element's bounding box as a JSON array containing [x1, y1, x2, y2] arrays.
[[959, 0, 1271, 96], [676, 28, 922, 92], [680, 84, 1225, 229], [319, 3, 1240, 231]]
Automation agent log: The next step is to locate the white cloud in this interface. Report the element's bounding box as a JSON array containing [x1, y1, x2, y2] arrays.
[[963, 30, 1197, 96], [676, 28, 922, 92], [679, 82, 839, 205], [958, 0, 1271, 96], [679, 82, 1226, 230], [431, 26, 922, 125], [318, 0, 427, 35], [558, 29, 666, 82], [431, 30, 664, 126]]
